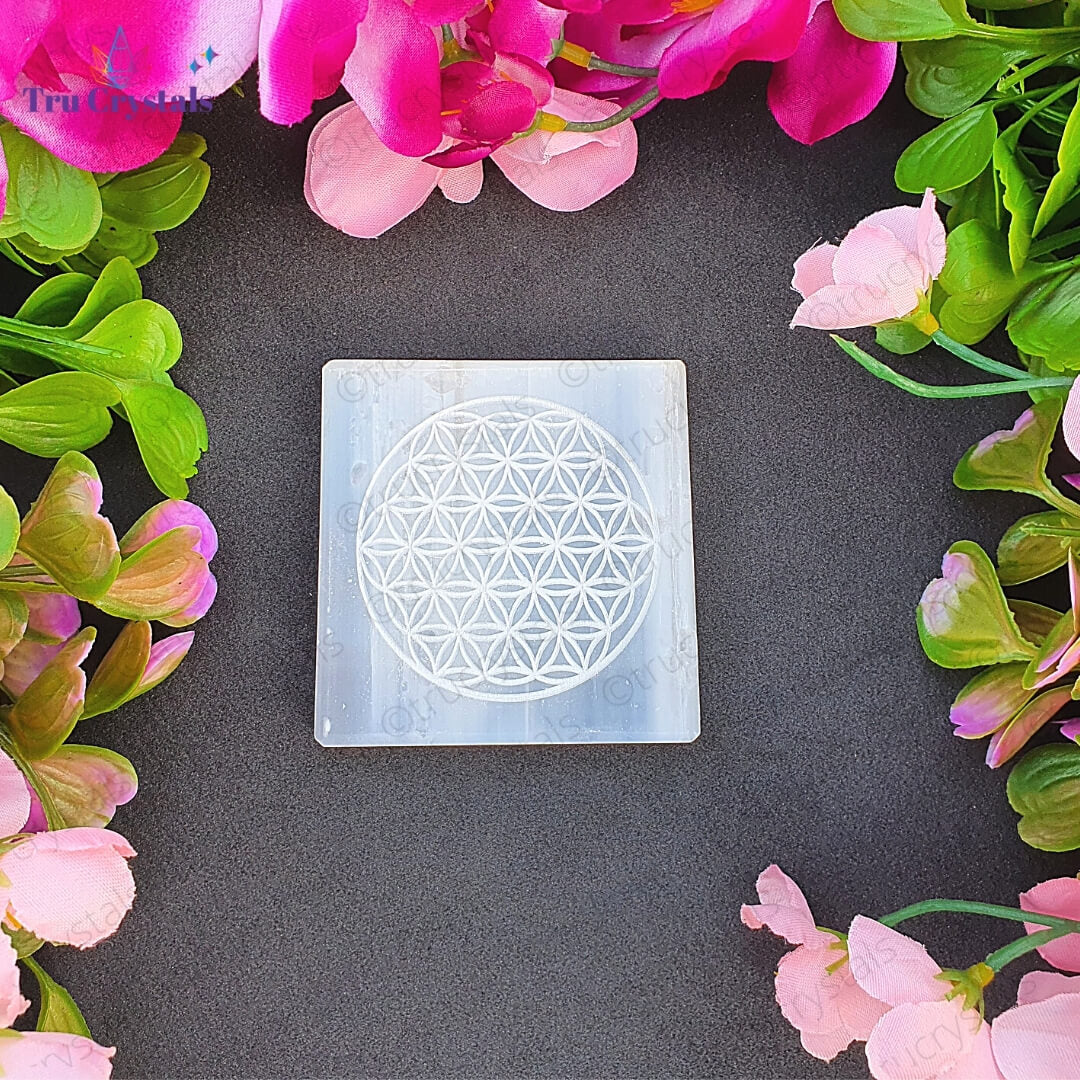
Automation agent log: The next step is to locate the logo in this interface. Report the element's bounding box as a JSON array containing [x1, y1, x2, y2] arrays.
[[21, 26, 220, 118]]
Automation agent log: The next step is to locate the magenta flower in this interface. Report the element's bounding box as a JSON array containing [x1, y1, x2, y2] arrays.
[[790, 188, 947, 332], [0, 2, 259, 171], [741, 866, 889, 1061]]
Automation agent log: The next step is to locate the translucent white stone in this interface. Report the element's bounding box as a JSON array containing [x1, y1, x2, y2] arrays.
[[316, 359, 699, 745]]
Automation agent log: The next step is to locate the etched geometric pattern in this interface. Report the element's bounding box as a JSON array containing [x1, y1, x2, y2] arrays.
[[356, 397, 658, 701]]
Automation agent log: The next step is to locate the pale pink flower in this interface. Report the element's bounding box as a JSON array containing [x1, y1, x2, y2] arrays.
[[993, 974, 1080, 1080], [0, 748, 32, 837], [847, 915, 1001, 1080], [0, 1029, 114, 1077], [740, 865, 889, 1061], [790, 188, 947, 332], [0, 827, 135, 948], [1062, 378, 1080, 467], [1020, 877, 1080, 973], [0, 927, 30, 1027]]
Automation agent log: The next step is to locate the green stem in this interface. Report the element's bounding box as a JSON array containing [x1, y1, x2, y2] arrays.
[[965, 23, 1080, 47], [997, 49, 1080, 92], [1030, 225, 1080, 257], [931, 330, 1030, 380], [1031, 251, 1080, 279], [441, 23, 454, 42], [0, 316, 115, 355], [563, 86, 659, 132], [832, 336, 1074, 399], [587, 56, 659, 78], [986, 927, 1066, 972], [882, 898, 1080, 933], [1023, 523, 1080, 537]]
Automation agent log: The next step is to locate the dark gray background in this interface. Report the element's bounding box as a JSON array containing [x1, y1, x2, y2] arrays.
[[2, 65, 1074, 1079]]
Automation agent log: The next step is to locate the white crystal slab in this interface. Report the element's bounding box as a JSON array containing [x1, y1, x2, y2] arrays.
[[315, 359, 699, 746]]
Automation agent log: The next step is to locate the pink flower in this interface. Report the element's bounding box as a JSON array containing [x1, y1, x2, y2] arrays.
[[992, 974, 1080, 1080], [767, 0, 896, 145], [0, 749, 32, 837], [1020, 877, 1080, 973], [0, 593, 82, 700], [0, 827, 135, 948], [846, 916, 1001, 1080], [790, 188, 947, 332], [0, 930, 30, 1027], [305, 87, 637, 236], [1063, 377, 1080, 467], [741, 866, 889, 1061], [0, 3, 259, 171], [118, 499, 218, 627], [0, 1029, 114, 1078]]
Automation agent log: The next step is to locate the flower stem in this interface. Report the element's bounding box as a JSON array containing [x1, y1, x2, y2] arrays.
[[562, 86, 659, 132], [1030, 225, 1080, 257], [880, 898, 1080, 935], [985, 927, 1064, 972], [587, 56, 659, 78], [931, 331, 1031, 380], [832, 336, 1074, 398], [996, 48, 1080, 92]]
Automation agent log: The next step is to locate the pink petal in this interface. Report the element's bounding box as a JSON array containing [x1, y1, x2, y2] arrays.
[[57, 0, 258, 99], [790, 282, 906, 331], [410, 0, 481, 23], [487, 0, 566, 63], [657, 0, 812, 100], [832, 221, 924, 313], [25, 592, 81, 644], [0, 0, 57, 101], [864, 999, 991, 1080], [0, 827, 135, 948], [0, 71, 182, 171], [1017, 971, 1080, 1006], [847, 916, 944, 1006], [1, 640, 63, 699], [0, 1030, 115, 1078], [768, 3, 895, 144], [0, 139, 6, 220], [491, 88, 637, 212], [136, 631, 195, 694], [1063, 376, 1080, 464], [915, 187, 947, 282], [950, 664, 1034, 740], [23, 782, 47, 834], [791, 243, 838, 299], [986, 686, 1073, 768], [739, 864, 829, 946], [437, 162, 484, 203], [305, 101, 441, 237], [0, 750, 32, 837], [120, 500, 217, 562], [160, 569, 217, 627], [992, 995, 1080, 1080], [341, 0, 442, 157], [0, 930, 29, 1028], [1021, 878, 1080, 973], [1063, 718, 1080, 743], [258, 0, 369, 125]]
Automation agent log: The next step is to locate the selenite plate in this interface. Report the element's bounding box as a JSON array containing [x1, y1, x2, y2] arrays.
[[315, 359, 700, 746]]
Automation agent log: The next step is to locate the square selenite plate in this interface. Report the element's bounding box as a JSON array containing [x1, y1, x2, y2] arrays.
[[315, 359, 700, 747]]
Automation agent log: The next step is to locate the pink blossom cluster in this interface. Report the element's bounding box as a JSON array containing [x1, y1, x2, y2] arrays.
[[743, 865, 1080, 1079], [0, 0, 896, 234]]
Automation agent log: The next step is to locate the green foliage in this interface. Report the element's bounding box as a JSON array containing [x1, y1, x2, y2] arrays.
[[895, 105, 998, 193], [834, 0, 961, 41], [22, 957, 93, 1038], [1007, 743, 1080, 850], [0, 127, 210, 276]]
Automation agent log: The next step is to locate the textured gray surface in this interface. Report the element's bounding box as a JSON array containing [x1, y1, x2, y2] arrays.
[[1, 66, 1073, 1079]]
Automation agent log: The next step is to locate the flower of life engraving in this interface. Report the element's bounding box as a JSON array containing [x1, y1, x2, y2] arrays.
[[356, 396, 659, 702]]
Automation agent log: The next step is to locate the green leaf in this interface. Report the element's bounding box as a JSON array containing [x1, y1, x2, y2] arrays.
[[98, 526, 209, 621], [0, 273, 94, 377], [1034, 92, 1080, 236], [4, 926, 43, 959], [82, 620, 151, 719], [876, 319, 932, 355], [998, 510, 1079, 585], [0, 125, 101, 251], [834, 0, 960, 40], [32, 744, 138, 828], [100, 136, 210, 232], [938, 220, 1035, 343], [0, 592, 28, 661], [1009, 598, 1064, 645], [122, 382, 207, 499], [995, 121, 1041, 273], [0, 484, 19, 569], [1008, 269, 1080, 371], [0, 371, 120, 457], [63, 217, 158, 275], [896, 105, 998, 194], [17, 452, 120, 602], [60, 257, 142, 340], [952, 396, 1062, 500], [1007, 742, 1080, 851], [22, 956, 92, 1038], [917, 540, 1038, 668], [946, 167, 1001, 231], [7, 627, 95, 760], [902, 39, 1028, 117], [75, 299, 182, 381]]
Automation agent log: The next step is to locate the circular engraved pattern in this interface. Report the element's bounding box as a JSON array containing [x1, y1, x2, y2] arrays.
[[356, 396, 658, 701]]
